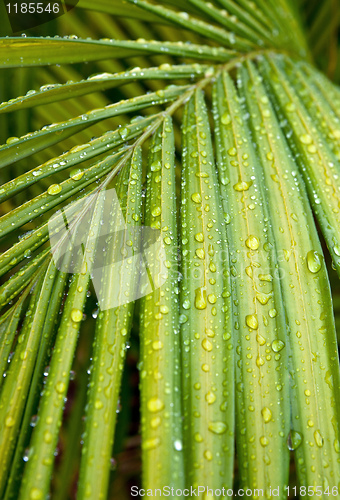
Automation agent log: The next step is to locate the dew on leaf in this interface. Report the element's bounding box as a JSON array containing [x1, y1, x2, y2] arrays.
[[287, 430, 303, 450], [245, 314, 258, 330], [306, 250, 322, 273], [47, 184, 62, 195]]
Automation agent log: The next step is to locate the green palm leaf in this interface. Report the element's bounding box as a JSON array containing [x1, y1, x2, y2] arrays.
[[180, 88, 233, 490], [213, 70, 290, 491]]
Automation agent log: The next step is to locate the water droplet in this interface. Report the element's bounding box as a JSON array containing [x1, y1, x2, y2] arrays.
[[233, 180, 252, 192], [118, 127, 130, 140], [69, 143, 90, 153], [23, 448, 30, 462], [260, 436, 269, 447], [245, 314, 258, 330], [55, 381, 66, 394], [333, 245, 340, 257], [221, 112, 231, 125], [150, 417, 161, 429], [70, 169, 84, 181], [268, 308, 277, 318], [47, 184, 62, 195], [182, 299, 191, 310], [110, 457, 117, 471], [29, 488, 43, 499], [44, 431, 52, 443], [245, 235, 259, 250], [325, 370, 333, 389], [256, 334, 266, 346], [152, 206, 161, 217], [191, 192, 202, 204], [256, 356, 265, 367], [314, 430, 324, 448], [179, 314, 188, 324], [306, 250, 322, 273], [95, 400, 104, 409], [71, 308, 82, 322], [152, 340, 163, 350], [30, 415, 38, 426], [143, 437, 160, 450], [174, 439, 182, 451], [194, 232, 204, 242], [205, 391, 216, 404], [195, 287, 207, 309], [207, 294, 217, 304], [245, 266, 253, 278], [194, 432, 203, 443], [299, 134, 313, 145], [147, 397, 164, 413], [5, 415, 15, 427], [208, 421, 227, 434], [202, 338, 213, 352], [287, 430, 303, 450], [159, 62, 171, 70], [150, 160, 161, 172], [261, 407, 272, 423], [6, 136, 19, 144], [256, 292, 271, 305], [259, 274, 273, 282], [195, 248, 205, 260], [271, 339, 285, 352]]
